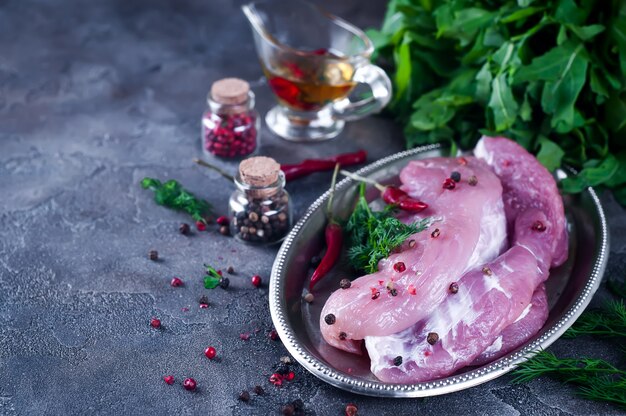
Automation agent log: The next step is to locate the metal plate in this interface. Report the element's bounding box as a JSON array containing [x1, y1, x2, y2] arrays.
[[269, 144, 609, 398]]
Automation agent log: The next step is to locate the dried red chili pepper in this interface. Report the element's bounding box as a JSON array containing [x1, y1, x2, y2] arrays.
[[341, 170, 428, 213], [281, 150, 367, 181], [309, 165, 343, 291]]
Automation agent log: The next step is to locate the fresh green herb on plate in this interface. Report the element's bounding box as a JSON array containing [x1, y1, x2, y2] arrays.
[[346, 183, 429, 274]]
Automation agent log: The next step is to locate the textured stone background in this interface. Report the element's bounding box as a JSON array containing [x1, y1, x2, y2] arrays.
[[1, 0, 625, 415]]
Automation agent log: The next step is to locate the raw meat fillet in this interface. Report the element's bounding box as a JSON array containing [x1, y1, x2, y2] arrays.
[[364, 136, 567, 382], [472, 285, 548, 366], [366, 234, 546, 382], [475, 136, 568, 267], [319, 157, 507, 353]]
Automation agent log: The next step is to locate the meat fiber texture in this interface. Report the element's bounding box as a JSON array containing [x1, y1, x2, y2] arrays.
[[319, 157, 508, 354], [472, 285, 548, 366], [364, 137, 567, 382]]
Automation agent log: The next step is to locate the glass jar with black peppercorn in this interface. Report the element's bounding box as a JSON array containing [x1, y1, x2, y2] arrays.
[[202, 78, 260, 158], [229, 156, 292, 244]]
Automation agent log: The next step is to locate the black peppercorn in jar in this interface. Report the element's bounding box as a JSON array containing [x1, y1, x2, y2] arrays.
[[229, 156, 292, 244], [202, 78, 260, 159]]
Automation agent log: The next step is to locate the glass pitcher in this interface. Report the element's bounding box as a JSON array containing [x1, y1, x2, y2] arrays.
[[242, 0, 392, 142]]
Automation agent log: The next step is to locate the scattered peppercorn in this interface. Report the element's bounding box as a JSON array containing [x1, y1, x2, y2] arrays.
[[196, 221, 207, 231], [427, 332, 439, 345], [310, 255, 321, 267], [450, 171, 461, 182], [199, 295, 209, 308], [303, 293, 314, 303], [179, 223, 190, 234], [216, 215, 230, 226], [393, 356, 403, 366], [227, 266, 235, 274], [324, 314, 336, 325], [292, 399, 304, 411], [219, 225, 230, 235], [218, 276, 230, 289], [482, 266, 492, 276], [443, 178, 456, 189], [238, 390, 250, 402], [183, 377, 197, 391], [468, 175, 478, 186], [390, 288, 398, 297], [269, 373, 283, 386], [371, 290, 380, 300], [149, 250, 159, 261], [408, 284, 417, 295], [285, 371, 295, 381], [282, 403, 295, 416], [458, 157, 468, 165], [205, 346, 216, 359], [163, 375, 175, 385], [345, 403, 358, 416], [253, 385, 264, 395], [150, 317, 161, 329], [240, 332, 251, 341], [449, 282, 459, 294], [171, 277, 183, 287], [340, 278, 352, 289], [532, 220, 546, 231], [408, 239, 416, 248], [251, 275, 262, 287], [431, 228, 441, 238], [339, 331, 347, 340], [280, 356, 293, 365], [393, 262, 406, 273], [269, 329, 279, 341]]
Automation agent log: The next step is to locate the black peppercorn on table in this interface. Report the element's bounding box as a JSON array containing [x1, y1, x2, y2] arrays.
[[1, 0, 625, 415]]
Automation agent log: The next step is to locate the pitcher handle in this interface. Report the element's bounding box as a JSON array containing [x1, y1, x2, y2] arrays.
[[331, 64, 392, 122]]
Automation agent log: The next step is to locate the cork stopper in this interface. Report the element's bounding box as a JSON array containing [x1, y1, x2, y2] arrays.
[[210, 78, 250, 105], [239, 156, 280, 187]]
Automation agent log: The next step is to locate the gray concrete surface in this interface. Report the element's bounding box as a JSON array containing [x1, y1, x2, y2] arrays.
[[1, 0, 625, 414]]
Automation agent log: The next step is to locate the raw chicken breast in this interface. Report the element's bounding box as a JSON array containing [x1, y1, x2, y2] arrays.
[[367, 235, 546, 383], [472, 285, 548, 366], [364, 136, 567, 382], [319, 157, 507, 353], [475, 136, 568, 267]]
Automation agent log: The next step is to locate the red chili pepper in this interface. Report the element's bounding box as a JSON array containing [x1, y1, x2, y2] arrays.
[[398, 199, 428, 212], [381, 186, 408, 205], [309, 222, 343, 291], [281, 150, 367, 181], [341, 170, 429, 213], [309, 164, 343, 291]]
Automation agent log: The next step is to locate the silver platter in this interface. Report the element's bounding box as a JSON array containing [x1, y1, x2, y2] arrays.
[[269, 144, 609, 397]]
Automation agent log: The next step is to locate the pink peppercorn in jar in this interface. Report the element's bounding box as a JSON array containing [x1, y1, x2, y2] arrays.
[[202, 78, 260, 158]]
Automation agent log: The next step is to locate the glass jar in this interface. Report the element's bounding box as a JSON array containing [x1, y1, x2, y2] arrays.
[[202, 78, 260, 158], [229, 170, 292, 244]]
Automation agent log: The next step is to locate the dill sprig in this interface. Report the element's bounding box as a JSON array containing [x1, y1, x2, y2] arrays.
[[563, 300, 626, 339], [345, 183, 429, 274], [513, 300, 626, 409], [513, 351, 626, 409]]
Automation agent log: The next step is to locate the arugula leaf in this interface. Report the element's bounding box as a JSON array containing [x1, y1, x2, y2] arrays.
[[561, 155, 619, 193], [372, 0, 626, 201], [489, 73, 519, 131], [537, 136, 565, 171]]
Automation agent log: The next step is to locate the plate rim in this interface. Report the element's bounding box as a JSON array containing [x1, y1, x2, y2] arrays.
[[269, 143, 610, 398]]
